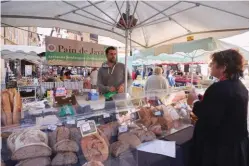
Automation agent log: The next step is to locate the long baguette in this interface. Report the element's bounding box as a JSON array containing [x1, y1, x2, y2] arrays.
[[1, 91, 13, 125]]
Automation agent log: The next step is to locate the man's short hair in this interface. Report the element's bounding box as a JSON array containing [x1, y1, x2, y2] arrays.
[[105, 46, 116, 55]]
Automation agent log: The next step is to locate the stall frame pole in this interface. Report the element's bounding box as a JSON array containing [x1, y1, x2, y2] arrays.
[[124, 1, 130, 93]]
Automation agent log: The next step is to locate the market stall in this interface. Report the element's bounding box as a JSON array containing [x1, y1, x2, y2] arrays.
[[1, 88, 198, 166]]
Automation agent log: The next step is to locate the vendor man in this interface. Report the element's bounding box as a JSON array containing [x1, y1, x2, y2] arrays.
[[97, 46, 131, 94]]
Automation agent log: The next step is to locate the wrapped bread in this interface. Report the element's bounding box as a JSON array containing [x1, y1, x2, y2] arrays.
[[83, 161, 104, 166], [7, 88, 16, 110], [81, 132, 109, 162], [51, 152, 77, 166], [110, 141, 130, 157], [118, 133, 141, 148], [53, 139, 79, 152], [1, 91, 13, 125], [13, 92, 22, 124], [16, 157, 51, 166], [7, 129, 52, 160]]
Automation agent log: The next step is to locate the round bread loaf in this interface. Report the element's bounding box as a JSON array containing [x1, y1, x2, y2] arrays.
[[51, 152, 78, 166], [82, 161, 104, 166], [81, 133, 109, 162], [53, 139, 79, 152], [110, 141, 129, 157], [118, 133, 141, 148], [16, 157, 51, 166]]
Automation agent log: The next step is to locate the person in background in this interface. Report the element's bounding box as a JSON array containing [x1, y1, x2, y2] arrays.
[[90, 67, 98, 89], [148, 68, 153, 77], [144, 67, 169, 92], [132, 69, 136, 80], [167, 70, 175, 87], [187, 49, 249, 166], [60, 67, 65, 77], [97, 46, 131, 95]]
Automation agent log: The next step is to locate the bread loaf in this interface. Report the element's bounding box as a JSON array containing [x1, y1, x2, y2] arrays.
[[8, 129, 51, 160], [13, 92, 22, 124], [16, 157, 51, 166], [12, 143, 52, 160], [1, 91, 13, 125], [130, 129, 156, 142], [56, 127, 70, 142], [1, 107, 7, 126], [7, 88, 15, 111], [98, 122, 119, 141], [51, 152, 78, 166], [118, 133, 141, 148], [70, 127, 82, 143], [48, 131, 57, 148], [53, 139, 79, 152], [7, 130, 23, 153], [110, 141, 129, 157], [82, 161, 104, 166], [149, 125, 163, 136], [81, 133, 109, 162]]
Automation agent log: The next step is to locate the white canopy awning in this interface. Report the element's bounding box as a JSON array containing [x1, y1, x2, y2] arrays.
[[2, 1, 249, 48], [0, 45, 45, 64]]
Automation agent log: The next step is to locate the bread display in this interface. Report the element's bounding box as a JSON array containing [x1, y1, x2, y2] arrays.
[[110, 141, 130, 157], [118, 132, 141, 148], [81, 132, 109, 162], [82, 161, 104, 166], [51, 152, 78, 166], [53, 139, 79, 152], [16, 157, 51, 166]]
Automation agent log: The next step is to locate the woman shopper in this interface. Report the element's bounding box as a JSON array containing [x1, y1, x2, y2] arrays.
[[144, 67, 169, 92], [187, 49, 249, 166]]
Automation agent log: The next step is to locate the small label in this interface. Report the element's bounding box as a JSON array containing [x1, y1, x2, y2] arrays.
[[26, 89, 32, 92], [66, 117, 75, 124], [154, 111, 161, 116], [118, 125, 128, 133], [103, 113, 110, 118], [77, 120, 86, 127], [48, 124, 57, 131], [80, 120, 97, 137]]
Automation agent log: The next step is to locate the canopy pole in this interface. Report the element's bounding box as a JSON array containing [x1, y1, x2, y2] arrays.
[[125, 1, 130, 93]]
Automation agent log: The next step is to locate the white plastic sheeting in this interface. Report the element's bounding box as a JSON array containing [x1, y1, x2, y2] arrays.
[[2, 1, 249, 48]]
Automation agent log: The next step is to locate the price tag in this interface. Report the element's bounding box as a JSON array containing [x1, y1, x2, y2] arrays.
[[118, 125, 128, 133], [154, 110, 162, 116], [77, 120, 86, 127], [26, 89, 32, 92], [80, 120, 97, 137], [66, 117, 75, 124], [81, 123, 91, 132], [48, 124, 57, 131], [103, 113, 110, 118]]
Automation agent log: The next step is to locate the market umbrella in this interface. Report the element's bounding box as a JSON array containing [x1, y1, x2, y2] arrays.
[[2, 1, 249, 91]]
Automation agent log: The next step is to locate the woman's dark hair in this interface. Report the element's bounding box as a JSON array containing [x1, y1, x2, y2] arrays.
[[211, 49, 244, 79], [105, 46, 116, 55]]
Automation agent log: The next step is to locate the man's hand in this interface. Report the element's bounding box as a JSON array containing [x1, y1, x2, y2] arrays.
[[187, 90, 198, 106], [109, 86, 116, 92], [117, 84, 124, 93]]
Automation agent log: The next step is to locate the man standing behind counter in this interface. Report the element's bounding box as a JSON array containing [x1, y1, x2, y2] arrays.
[[97, 46, 131, 94]]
